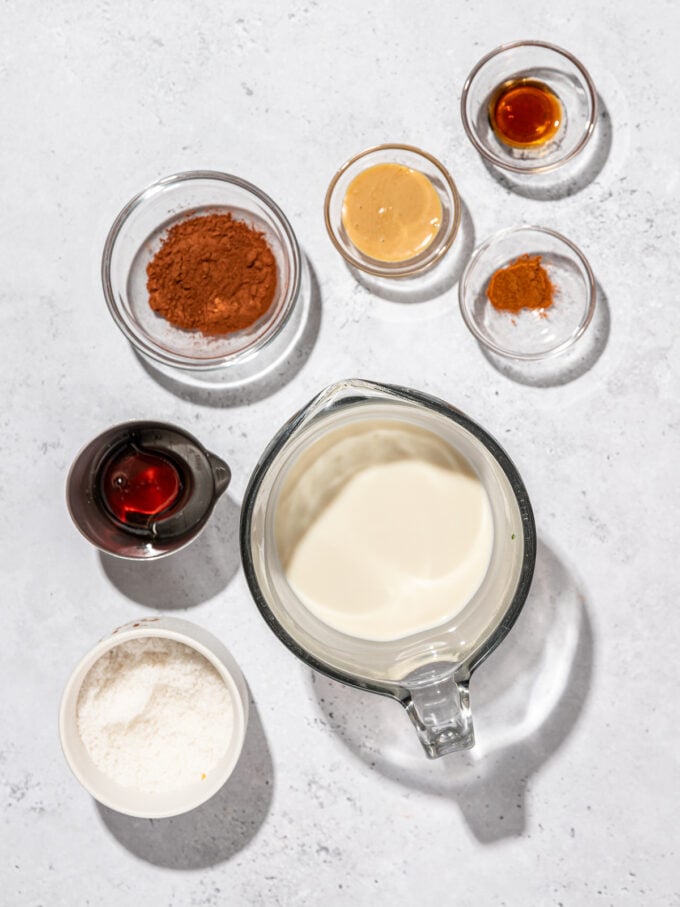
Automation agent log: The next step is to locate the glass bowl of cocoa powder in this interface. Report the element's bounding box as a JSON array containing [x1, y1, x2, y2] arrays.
[[459, 226, 596, 360], [102, 171, 302, 372]]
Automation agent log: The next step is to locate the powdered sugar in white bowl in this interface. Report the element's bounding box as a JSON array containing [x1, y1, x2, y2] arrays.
[[59, 617, 248, 818]]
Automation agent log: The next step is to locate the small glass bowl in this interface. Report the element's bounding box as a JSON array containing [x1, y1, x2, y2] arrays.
[[324, 144, 461, 278], [461, 41, 597, 174], [102, 171, 302, 371], [459, 226, 596, 360]]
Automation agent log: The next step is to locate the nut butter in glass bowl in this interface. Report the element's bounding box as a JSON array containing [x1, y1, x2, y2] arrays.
[[324, 144, 461, 278], [102, 170, 301, 372]]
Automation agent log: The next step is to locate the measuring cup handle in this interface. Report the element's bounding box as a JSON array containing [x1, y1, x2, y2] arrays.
[[403, 677, 474, 758]]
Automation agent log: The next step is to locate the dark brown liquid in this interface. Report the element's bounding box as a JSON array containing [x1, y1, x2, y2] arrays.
[[489, 79, 562, 149]]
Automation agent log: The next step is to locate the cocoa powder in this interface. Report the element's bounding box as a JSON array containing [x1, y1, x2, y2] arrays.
[[146, 212, 277, 335]]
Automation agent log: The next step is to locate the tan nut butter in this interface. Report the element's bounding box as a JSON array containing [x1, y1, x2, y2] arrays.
[[341, 163, 442, 263]]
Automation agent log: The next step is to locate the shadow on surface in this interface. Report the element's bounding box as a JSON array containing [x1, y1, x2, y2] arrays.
[[310, 540, 594, 843], [99, 493, 241, 609], [482, 94, 612, 200], [480, 281, 610, 386], [97, 699, 273, 869], [348, 198, 475, 303], [136, 254, 321, 408]]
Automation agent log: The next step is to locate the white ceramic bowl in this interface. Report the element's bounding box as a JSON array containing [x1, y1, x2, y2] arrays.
[[59, 617, 249, 818]]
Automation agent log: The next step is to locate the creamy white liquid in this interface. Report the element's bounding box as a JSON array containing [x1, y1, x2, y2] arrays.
[[276, 421, 494, 641]]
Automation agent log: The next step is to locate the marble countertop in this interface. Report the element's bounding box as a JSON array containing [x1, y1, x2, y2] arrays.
[[2, 1, 678, 904]]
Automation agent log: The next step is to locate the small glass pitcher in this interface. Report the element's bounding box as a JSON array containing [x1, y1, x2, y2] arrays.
[[241, 380, 536, 757]]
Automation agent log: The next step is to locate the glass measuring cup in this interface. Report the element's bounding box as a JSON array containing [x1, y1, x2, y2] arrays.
[[240, 380, 536, 757]]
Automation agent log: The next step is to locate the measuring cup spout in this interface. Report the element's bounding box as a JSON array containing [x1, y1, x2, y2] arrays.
[[403, 676, 475, 758], [207, 452, 231, 498], [295, 379, 398, 427]]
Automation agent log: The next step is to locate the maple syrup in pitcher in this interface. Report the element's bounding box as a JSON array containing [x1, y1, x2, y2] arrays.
[[67, 421, 231, 558], [489, 79, 562, 149], [99, 444, 184, 531]]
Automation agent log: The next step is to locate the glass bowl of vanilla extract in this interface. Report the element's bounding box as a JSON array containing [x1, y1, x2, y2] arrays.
[[461, 40, 597, 174]]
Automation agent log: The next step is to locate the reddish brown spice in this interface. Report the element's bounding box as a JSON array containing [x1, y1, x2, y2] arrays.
[[146, 212, 277, 335], [486, 254, 555, 314]]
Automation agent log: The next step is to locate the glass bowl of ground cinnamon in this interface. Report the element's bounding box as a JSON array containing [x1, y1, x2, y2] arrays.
[[459, 226, 596, 360], [102, 171, 301, 371], [461, 41, 597, 174]]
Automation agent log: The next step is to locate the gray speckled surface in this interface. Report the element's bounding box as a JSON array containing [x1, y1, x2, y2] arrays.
[[2, 1, 679, 905]]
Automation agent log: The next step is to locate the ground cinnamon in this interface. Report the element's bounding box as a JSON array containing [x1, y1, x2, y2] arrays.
[[146, 212, 277, 335], [486, 254, 554, 314]]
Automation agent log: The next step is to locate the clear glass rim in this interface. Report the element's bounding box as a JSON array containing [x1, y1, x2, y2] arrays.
[[324, 143, 461, 278], [239, 380, 537, 699], [460, 40, 598, 174], [459, 225, 597, 361], [101, 169, 302, 371]]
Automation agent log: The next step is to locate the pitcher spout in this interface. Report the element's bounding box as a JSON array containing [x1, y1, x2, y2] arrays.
[[296, 378, 399, 425], [207, 452, 231, 498]]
